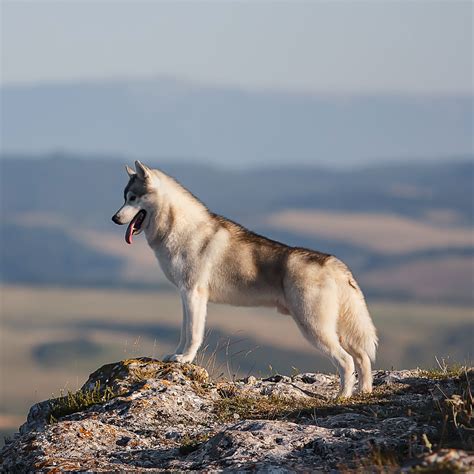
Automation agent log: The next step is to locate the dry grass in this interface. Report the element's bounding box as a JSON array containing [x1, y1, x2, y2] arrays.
[[338, 445, 402, 473], [214, 389, 389, 423], [420, 360, 467, 381], [435, 368, 473, 451]]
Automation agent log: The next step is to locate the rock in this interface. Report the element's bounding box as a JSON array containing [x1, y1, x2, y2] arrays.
[[263, 374, 292, 383], [419, 449, 474, 471], [1, 358, 472, 472], [243, 375, 257, 385]]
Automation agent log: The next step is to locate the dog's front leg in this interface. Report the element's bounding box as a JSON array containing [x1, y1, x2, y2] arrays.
[[163, 299, 188, 362], [164, 288, 207, 364]]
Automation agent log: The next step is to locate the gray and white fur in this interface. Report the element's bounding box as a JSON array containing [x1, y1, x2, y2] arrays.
[[112, 161, 378, 397]]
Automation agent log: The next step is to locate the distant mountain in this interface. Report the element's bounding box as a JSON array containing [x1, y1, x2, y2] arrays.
[[1, 78, 472, 165], [1, 155, 473, 226]]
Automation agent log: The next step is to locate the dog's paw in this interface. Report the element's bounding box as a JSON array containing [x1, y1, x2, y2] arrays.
[[163, 354, 194, 364], [162, 353, 182, 362], [163, 353, 196, 363]]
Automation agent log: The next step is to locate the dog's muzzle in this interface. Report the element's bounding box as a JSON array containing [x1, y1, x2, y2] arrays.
[[111, 214, 122, 225]]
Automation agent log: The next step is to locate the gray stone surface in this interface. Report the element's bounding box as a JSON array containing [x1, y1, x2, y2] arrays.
[[1, 358, 472, 472]]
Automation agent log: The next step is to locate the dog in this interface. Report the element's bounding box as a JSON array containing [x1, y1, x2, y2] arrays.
[[112, 161, 378, 396]]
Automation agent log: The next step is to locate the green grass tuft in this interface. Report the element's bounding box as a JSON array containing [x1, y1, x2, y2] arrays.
[[178, 432, 212, 455], [48, 381, 118, 423]]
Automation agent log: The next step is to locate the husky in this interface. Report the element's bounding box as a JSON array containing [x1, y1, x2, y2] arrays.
[[112, 161, 378, 396]]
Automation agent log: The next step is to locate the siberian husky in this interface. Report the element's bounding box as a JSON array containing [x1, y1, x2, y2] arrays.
[[112, 161, 378, 396]]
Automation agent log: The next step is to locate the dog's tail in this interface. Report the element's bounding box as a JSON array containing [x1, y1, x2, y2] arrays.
[[339, 276, 378, 361]]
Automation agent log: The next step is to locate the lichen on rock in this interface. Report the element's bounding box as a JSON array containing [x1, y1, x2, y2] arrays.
[[1, 358, 472, 472]]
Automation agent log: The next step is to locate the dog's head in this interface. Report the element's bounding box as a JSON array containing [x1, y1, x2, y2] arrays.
[[112, 161, 157, 244]]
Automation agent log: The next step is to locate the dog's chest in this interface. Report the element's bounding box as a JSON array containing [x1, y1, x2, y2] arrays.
[[152, 246, 192, 287]]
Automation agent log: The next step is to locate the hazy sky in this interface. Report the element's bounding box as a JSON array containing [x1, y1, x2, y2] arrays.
[[1, 1, 472, 94]]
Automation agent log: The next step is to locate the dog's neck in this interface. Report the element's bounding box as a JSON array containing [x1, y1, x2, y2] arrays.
[[144, 172, 209, 250]]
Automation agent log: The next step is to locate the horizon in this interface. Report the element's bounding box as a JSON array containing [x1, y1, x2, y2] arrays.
[[2, 74, 474, 99], [2, 150, 473, 172], [1, 80, 472, 166]]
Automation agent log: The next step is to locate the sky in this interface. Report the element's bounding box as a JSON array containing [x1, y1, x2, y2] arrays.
[[1, 0, 472, 95]]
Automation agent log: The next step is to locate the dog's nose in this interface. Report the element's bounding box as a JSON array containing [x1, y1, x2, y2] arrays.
[[112, 214, 121, 224]]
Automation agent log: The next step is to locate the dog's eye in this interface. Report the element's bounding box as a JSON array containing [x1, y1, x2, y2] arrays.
[[129, 195, 136, 202]]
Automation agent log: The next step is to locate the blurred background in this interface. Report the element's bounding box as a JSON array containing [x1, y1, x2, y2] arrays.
[[0, 1, 472, 443]]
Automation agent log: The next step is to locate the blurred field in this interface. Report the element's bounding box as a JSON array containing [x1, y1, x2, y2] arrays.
[[361, 256, 474, 300], [13, 212, 165, 285], [267, 210, 473, 254], [1, 284, 472, 443]]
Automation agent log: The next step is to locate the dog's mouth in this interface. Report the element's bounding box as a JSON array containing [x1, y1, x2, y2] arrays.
[[125, 210, 147, 245]]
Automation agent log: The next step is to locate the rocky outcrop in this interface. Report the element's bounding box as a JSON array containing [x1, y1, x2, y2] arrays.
[[1, 358, 472, 472]]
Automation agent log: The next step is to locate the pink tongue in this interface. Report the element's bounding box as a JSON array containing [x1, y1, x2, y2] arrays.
[[125, 219, 136, 245]]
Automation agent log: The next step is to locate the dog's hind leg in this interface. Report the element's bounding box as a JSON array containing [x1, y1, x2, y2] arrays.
[[338, 294, 376, 393], [343, 344, 373, 393], [307, 328, 356, 398], [289, 281, 356, 397]]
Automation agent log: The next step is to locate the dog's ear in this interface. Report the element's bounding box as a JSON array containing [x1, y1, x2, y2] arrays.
[[125, 165, 136, 177], [135, 160, 151, 181]]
